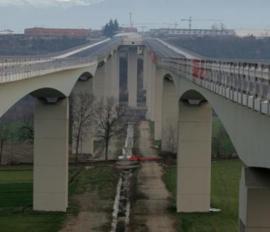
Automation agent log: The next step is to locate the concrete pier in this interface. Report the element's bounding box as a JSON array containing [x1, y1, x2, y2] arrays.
[[239, 167, 270, 232], [33, 98, 69, 212], [177, 101, 212, 212], [153, 69, 163, 141], [93, 62, 106, 100], [127, 47, 138, 108], [161, 77, 178, 152]]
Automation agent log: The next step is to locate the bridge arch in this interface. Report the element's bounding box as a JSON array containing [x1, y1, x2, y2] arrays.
[[176, 87, 270, 231], [172, 73, 270, 169], [71, 71, 94, 95], [0, 65, 97, 119]]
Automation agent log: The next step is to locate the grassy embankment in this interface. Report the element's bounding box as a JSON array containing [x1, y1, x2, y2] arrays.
[[164, 159, 242, 232], [0, 165, 118, 232]]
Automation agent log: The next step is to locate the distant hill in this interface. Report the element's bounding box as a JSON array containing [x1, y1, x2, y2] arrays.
[[0, 35, 88, 56], [164, 36, 270, 61]]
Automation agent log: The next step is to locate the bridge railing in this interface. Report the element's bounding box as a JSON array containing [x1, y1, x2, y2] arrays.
[[0, 38, 122, 83], [0, 37, 121, 66], [0, 57, 96, 83], [0, 39, 109, 65], [160, 57, 270, 114]]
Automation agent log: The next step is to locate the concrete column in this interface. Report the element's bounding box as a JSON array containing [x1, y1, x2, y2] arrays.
[[177, 101, 212, 212], [145, 51, 156, 121], [111, 52, 120, 103], [143, 49, 149, 90], [105, 55, 113, 99], [93, 62, 106, 99], [104, 52, 120, 103], [150, 58, 156, 121], [161, 78, 178, 152], [72, 76, 94, 155], [239, 167, 270, 232], [33, 98, 69, 212], [145, 51, 152, 119], [154, 69, 163, 141], [127, 47, 138, 108]]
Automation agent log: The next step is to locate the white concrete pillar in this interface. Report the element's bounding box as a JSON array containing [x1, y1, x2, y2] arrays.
[[104, 52, 120, 103], [111, 52, 120, 103], [239, 167, 270, 232], [105, 55, 113, 99], [149, 57, 156, 121], [161, 78, 178, 152], [72, 76, 94, 155], [127, 47, 138, 108], [145, 51, 152, 119], [143, 49, 149, 90], [177, 101, 212, 212], [93, 62, 106, 99], [34, 98, 69, 212], [154, 69, 163, 141]]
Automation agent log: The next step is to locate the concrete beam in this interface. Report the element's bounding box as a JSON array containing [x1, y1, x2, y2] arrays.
[[33, 98, 69, 212]]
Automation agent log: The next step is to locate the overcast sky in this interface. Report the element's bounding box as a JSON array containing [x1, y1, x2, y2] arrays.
[[1, 0, 270, 33]]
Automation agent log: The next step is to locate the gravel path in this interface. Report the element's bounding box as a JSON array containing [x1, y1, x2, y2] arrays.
[[60, 192, 112, 232], [138, 121, 157, 158], [132, 121, 176, 232]]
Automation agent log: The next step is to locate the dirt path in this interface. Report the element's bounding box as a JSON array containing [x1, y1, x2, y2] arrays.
[[60, 187, 112, 232], [132, 121, 176, 232], [137, 121, 157, 158]]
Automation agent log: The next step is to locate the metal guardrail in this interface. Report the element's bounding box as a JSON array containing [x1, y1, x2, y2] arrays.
[[0, 38, 108, 63], [160, 57, 270, 115], [0, 38, 122, 83], [0, 57, 97, 83]]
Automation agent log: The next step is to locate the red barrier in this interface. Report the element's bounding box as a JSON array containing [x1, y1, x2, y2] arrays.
[[128, 155, 161, 162], [192, 59, 206, 79]]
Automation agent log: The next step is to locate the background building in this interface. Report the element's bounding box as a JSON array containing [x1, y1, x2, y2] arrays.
[[24, 27, 91, 38]]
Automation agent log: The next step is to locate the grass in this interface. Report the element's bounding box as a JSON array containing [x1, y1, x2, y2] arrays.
[[163, 159, 242, 232], [0, 166, 66, 232], [70, 165, 118, 199], [0, 164, 118, 232]]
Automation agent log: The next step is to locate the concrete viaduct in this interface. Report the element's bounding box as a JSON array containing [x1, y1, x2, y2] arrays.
[[1, 33, 270, 231]]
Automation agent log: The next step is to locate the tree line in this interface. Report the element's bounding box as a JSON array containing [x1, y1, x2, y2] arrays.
[[103, 19, 120, 37]]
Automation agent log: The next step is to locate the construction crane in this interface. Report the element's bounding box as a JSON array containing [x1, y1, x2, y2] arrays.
[[181, 17, 192, 30], [181, 17, 223, 30], [129, 12, 134, 28], [121, 22, 181, 31]]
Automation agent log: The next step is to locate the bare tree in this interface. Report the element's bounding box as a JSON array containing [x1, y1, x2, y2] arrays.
[[71, 93, 95, 163], [93, 97, 127, 160], [164, 125, 177, 153], [18, 115, 34, 144]]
